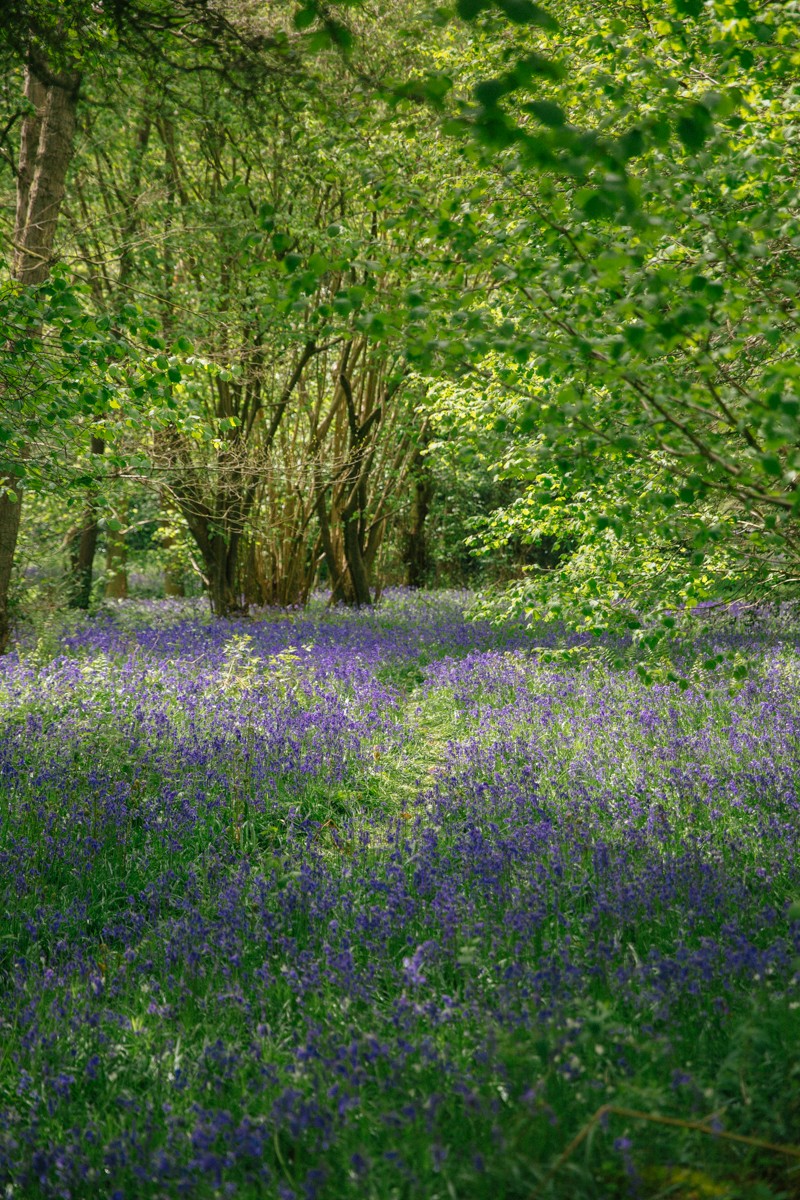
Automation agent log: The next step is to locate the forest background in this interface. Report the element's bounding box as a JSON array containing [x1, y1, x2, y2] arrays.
[[1, 0, 799, 649]]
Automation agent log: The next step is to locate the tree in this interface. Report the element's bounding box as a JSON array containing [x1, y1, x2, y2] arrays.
[[52, 2, 482, 613], [0, 25, 82, 646], [0, 0, 340, 640], [412, 0, 800, 631]]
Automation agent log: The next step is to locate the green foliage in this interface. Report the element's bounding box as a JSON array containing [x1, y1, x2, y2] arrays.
[[0, 277, 188, 498], [4, 0, 800, 622], [413, 0, 800, 627]]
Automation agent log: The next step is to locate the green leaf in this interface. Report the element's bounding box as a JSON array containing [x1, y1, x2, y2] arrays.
[[293, 5, 318, 30], [497, 0, 559, 29], [395, 73, 454, 106], [474, 79, 508, 107], [616, 126, 645, 160], [308, 252, 329, 276], [526, 99, 566, 127], [578, 189, 616, 219], [513, 51, 565, 83], [456, 0, 490, 16], [676, 103, 714, 151], [327, 21, 353, 49], [306, 29, 333, 52]]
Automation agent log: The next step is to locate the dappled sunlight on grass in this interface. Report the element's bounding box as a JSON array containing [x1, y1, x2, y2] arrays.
[[0, 593, 799, 1198]]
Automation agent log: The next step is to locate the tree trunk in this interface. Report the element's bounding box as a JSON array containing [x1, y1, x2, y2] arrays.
[[105, 502, 128, 599], [163, 552, 185, 598], [206, 529, 242, 617], [340, 517, 370, 606], [13, 59, 81, 285], [160, 460, 242, 616], [0, 57, 81, 651], [105, 535, 128, 598], [66, 512, 98, 609], [65, 436, 104, 609], [332, 373, 379, 606], [404, 441, 434, 588], [0, 489, 23, 653], [157, 492, 186, 597]]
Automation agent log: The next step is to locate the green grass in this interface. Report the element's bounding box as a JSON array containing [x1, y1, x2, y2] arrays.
[[1, 603, 799, 1198]]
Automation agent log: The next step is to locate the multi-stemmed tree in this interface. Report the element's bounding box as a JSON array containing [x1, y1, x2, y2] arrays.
[[4, 0, 798, 638]]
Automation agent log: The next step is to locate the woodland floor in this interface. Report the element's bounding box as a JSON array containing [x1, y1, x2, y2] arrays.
[[1, 590, 799, 1199]]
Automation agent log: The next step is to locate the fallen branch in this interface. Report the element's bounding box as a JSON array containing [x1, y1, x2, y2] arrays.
[[530, 1104, 800, 1198]]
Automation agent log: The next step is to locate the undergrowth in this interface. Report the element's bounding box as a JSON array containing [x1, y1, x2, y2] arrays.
[[0, 592, 798, 1199]]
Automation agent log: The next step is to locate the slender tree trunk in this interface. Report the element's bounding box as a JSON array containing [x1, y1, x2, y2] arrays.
[[0, 491, 22, 651], [66, 512, 98, 609], [163, 545, 185, 598], [331, 372, 377, 606], [0, 57, 81, 651], [404, 438, 433, 588], [158, 491, 185, 597], [105, 536, 128, 598], [206, 529, 242, 616], [13, 60, 81, 284], [342, 516, 372, 606], [239, 539, 264, 607], [315, 468, 346, 601], [65, 435, 104, 608], [105, 501, 128, 599]]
